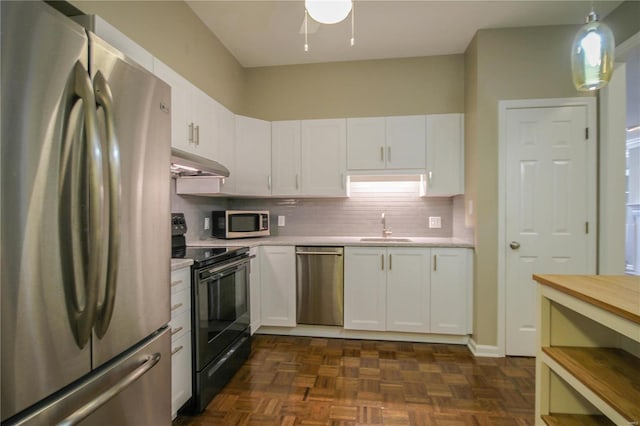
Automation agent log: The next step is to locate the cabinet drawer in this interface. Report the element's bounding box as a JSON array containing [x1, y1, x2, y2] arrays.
[[169, 310, 190, 341], [170, 287, 190, 317], [171, 267, 190, 294], [171, 333, 192, 418]]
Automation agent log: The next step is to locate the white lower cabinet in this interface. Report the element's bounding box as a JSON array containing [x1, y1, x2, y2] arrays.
[[249, 247, 262, 334], [170, 266, 192, 419], [260, 246, 296, 327], [344, 246, 471, 335], [430, 248, 471, 334], [344, 247, 430, 333]]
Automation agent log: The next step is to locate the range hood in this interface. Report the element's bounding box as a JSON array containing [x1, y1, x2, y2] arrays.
[[170, 148, 229, 177]]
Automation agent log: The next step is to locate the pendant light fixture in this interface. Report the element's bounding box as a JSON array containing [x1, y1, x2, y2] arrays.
[[303, 0, 355, 52], [570, 8, 615, 91]]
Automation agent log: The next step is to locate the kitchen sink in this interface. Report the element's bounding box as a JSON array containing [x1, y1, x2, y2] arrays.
[[360, 237, 413, 242]]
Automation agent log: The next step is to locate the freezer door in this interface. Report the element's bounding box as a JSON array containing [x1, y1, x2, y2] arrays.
[[87, 33, 172, 367], [1, 2, 93, 419], [5, 329, 171, 426]]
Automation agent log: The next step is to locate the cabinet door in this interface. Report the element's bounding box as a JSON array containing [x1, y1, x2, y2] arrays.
[[301, 119, 347, 196], [217, 104, 236, 193], [249, 247, 261, 334], [386, 247, 431, 333], [344, 247, 386, 331], [346, 117, 386, 170], [152, 58, 192, 154], [191, 86, 219, 161], [430, 248, 469, 334], [385, 115, 426, 170], [170, 333, 192, 419], [272, 121, 301, 196], [260, 246, 296, 327], [235, 115, 272, 196], [426, 114, 464, 196]]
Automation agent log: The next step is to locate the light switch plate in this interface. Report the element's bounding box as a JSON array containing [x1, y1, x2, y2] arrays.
[[278, 215, 286, 227], [429, 216, 441, 229]]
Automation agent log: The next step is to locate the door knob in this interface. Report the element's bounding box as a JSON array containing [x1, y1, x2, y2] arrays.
[[509, 241, 521, 250]]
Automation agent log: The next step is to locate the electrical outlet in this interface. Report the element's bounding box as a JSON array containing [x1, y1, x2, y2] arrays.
[[278, 215, 286, 227], [204, 217, 210, 230], [429, 216, 441, 229]]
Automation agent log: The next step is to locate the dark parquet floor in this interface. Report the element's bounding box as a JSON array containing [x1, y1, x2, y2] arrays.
[[174, 335, 535, 425]]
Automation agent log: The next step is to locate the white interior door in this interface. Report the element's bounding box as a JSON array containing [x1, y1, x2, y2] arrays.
[[505, 105, 596, 356]]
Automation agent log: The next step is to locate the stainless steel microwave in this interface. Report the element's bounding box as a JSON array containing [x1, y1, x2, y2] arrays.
[[211, 210, 270, 239]]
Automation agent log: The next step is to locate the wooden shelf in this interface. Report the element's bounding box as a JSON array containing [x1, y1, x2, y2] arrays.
[[542, 347, 640, 424], [541, 414, 614, 426]]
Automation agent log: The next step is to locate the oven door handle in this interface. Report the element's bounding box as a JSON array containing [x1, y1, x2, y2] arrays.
[[202, 257, 250, 278]]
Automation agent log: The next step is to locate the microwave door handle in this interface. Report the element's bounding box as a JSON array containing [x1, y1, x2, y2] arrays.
[[92, 71, 121, 339]]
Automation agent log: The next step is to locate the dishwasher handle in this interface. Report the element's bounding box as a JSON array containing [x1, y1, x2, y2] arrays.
[[295, 251, 343, 256]]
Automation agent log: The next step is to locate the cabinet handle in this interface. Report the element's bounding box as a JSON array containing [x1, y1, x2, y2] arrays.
[[388, 146, 391, 163], [380, 146, 384, 161], [188, 123, 194, 144], [433, 255, 437, 271], [171, 279, 182, 287], [268, 175, 272, 190], [381, 254, 384, 270], [428, 171, 433, 186], [171, 326, 183, 336], [195, 125, 200, 146], [389, 254, 392, 270], [171, 345, 184, 356], [170, 302, 183, 311], [296, 174, 299, 190]]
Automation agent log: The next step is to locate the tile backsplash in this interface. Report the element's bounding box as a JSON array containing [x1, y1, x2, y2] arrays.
[[171, 179, 473, 241]]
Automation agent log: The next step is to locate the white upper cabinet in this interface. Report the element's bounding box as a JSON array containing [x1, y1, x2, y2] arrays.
[[217, 104, 236, 194], [347, 115, 426, 171], [346, 117, 386, 170], [152, 58, 218, 160], [271, 121, 301, 196], [234, 115, 272, 196], [425, 114, 464, 196], [385, 115, 427, 170], [301, 119, 347, 197]]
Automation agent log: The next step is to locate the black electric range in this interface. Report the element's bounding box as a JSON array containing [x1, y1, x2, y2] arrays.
[[171, 212, 249, 268]]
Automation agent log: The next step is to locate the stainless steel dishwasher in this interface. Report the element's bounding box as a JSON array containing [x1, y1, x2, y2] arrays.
[[295, 246, 344, 326]]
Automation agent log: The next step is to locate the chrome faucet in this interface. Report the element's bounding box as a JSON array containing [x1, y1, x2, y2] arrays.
[[381, 213, 392, 237]]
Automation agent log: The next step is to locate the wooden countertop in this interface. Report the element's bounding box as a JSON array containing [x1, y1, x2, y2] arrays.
[[532, 275, 640, 324]]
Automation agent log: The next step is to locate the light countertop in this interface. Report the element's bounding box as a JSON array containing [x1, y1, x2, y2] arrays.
[[171, 258, 193, 271], [185, 235, 474, 249]]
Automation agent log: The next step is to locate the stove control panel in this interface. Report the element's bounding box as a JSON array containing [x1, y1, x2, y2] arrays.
[[171, 213, 187, 236]]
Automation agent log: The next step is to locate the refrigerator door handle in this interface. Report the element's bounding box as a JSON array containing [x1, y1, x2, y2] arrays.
[[60, 61, 103, 349], [55, 353, 161, 426], [92, 71, 121, 339]]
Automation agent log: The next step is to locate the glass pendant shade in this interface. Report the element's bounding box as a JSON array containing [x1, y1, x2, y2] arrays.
[[570, 11, 615, 91], [305, 0, 352, 24]]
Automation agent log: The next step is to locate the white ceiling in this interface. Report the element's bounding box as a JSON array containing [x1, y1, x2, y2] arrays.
[[186, 0, 622, 68]]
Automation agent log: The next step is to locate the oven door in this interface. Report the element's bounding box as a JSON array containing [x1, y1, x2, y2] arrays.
[[194, 256, 250, 371]]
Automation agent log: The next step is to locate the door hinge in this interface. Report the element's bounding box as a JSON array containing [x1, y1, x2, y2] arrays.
[[585, 127, 589, 140], [585, 221, 589, 234]]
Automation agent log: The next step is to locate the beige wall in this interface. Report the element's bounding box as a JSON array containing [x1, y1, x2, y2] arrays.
[[69, 0, 245, 112], [241, 55, 464, 120], [466, 25, 594, 346], [605, 0, 640, 46]]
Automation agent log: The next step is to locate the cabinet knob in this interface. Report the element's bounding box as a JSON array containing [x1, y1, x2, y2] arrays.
[[509, 241, 521, 250]]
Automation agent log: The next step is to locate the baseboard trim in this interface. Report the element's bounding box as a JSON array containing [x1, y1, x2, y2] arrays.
[[256, 325, 469, 345], [467, 337, 503, 358]]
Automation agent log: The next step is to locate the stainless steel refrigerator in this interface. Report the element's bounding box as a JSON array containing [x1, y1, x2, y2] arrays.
[[1, 1, 172, 424]]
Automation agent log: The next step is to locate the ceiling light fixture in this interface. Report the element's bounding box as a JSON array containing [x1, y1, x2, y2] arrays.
[[305, 0, 352, 24], [570, 8, 615, 91], [303, 0, 355, 52]]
